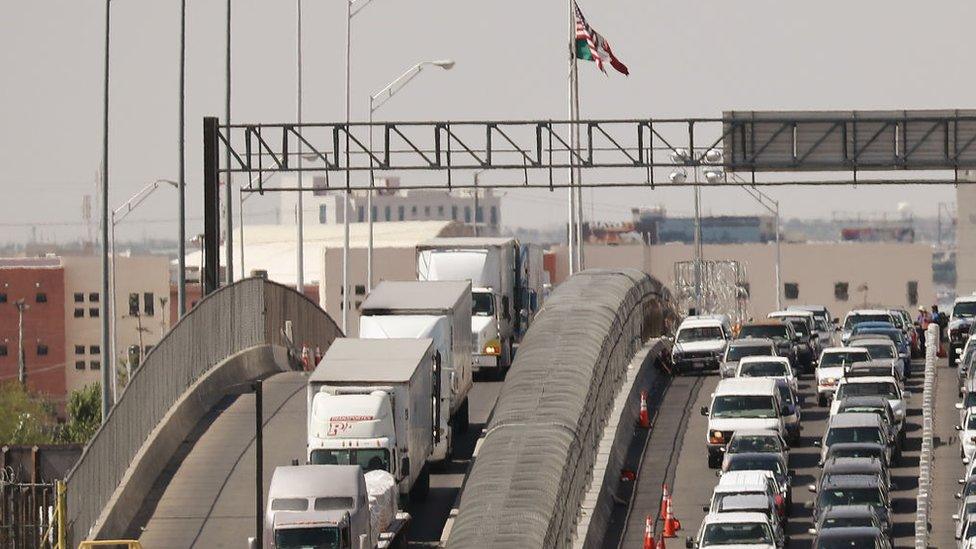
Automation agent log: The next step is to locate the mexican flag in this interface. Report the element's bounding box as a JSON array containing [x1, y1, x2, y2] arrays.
[[575, 3, 629, 76]]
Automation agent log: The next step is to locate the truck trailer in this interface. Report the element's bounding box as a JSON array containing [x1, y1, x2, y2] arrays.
[[307, 338, 438, 501], [359, 280, 472, 461]]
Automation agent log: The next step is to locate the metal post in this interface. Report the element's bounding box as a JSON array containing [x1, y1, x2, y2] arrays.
[[16, 300, 26, 386], [367, 99, 374, 292], [100, 0, 112, 421], [565, 0, 576, 276], [203, 117, 221, 295], [177, 0, 187, 318], [342, 0, 352, 332], [240, 186, 246, 279], [254, 379, 264, 545], [692, 169, 703, 313], [473, 172, 480, 237], [224, 0, 234, 284], [571, 56, 583, 270], [110, 216, 117, 401], [296, 0, 305, 293], [774, 200, 782, 311]]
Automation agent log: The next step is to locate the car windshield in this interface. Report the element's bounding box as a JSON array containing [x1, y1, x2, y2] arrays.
[[815, 319, 829, 331], [968, 415, 976, 430], [701, 523, 773, 546], [826, 427, 883, 445], [739, 325, 788, 339], [830, 446, 883, 461], [844, 314, 892, 330], [787, 320, 808, 337], [472, 292, 494, 316], [888, 314, 904, 329], [966, 481, 976, 499], [740, 361, 789, 378], [837, 382, 898, 400], [819, 487, 883, 507], [815, 538, 877, 549], [678, 326, 724, 342], [711, 396, 778, 419], [862, 344, 895, 359], [965, 392, 976, 409], [726, 345, 773, 362], [955, 302, 976, 318], [822, 516, 874, 529], [309, 448, 391, 473], [727, 456, 783, 475], [275, 527, 341, 549], [729, 435, 782, 453], [821, 351, 871, 368], [840, 405, 885, 419], [778, 385, 795, 406]]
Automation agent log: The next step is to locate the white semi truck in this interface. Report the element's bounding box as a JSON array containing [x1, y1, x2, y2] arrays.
[[261, 464, 409, 549], [417, 237, 545, 377], [359, 280, 472, 461], [307, 338, 438, 501]]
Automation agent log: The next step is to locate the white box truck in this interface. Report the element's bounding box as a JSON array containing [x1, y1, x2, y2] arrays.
[[417, 237, 521, 376], [359, 280, 472, 462], [261, 464, 409, 549], [307, 339, 438, 501]]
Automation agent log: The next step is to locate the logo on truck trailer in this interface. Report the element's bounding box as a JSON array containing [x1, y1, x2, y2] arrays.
[[328, 415, 376, 436]]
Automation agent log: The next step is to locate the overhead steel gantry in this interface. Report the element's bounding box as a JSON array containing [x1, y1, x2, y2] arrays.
[[199, 110, 976, 290]]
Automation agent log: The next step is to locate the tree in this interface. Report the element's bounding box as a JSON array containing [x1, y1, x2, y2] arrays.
[[60, 383, 101, 444], [0, 381, 55, 444]]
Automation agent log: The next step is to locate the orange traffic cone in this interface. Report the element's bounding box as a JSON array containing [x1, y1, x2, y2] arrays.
[[657, 535, 666, 549], [662, 494, 681, 538], [643, 515, 654, 549], [638, 390, 651, 428], [660, 484, 670, 520], [301, 344, 311, 370]]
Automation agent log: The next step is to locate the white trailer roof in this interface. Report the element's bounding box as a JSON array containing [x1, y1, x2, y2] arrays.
[[310, 338, 432, 383], [360, 280, 469, 312], [268, 465, 362, 499], [418, 236, 515, 248]]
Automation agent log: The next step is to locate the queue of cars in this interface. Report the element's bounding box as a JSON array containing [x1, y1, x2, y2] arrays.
[[952, 326, 976, 546], [679, 304, 915, 548]]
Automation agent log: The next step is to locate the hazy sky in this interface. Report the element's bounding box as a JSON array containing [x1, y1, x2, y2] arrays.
[[3, 0, 973, 244]]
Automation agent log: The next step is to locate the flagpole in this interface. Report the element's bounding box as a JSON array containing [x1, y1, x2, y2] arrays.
[[573, 53, 584, 271], [566, 0, 577, 276]]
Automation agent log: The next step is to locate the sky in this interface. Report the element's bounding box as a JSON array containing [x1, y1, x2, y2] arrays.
[[2, 0, 974, 244]]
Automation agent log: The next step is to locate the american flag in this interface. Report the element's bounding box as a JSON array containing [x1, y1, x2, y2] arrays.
[[574, 2, 629, 76]]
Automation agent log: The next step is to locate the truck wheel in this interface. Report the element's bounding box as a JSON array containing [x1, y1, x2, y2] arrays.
[[457, 398, 470, 433], [412, 465, 431, 501], [950, 345, 959, 368]]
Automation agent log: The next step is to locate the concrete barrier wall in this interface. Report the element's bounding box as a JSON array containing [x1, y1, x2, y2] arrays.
[[65, 278, 341, 544], [446, 269, 675, 549], [915, 324, 939, 549]]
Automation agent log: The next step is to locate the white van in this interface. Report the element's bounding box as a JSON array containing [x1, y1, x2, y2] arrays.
[[672, 315, 733, 374], [701, 378, 786, 468]]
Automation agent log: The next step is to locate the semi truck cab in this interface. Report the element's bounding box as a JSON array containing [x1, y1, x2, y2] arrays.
[[308, 392, 399, 479], [472, 286, 507, 371]]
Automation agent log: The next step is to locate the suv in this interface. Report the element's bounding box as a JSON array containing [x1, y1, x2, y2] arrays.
[[806, 476, 892, 538], [738, 321, 800, 369], [687, 512, 780, 549], [951, 295, 976, 367], [722, 338, 777, 379], [789, 304, 836, 347], [849, 327, 910, 377], [842, 310, 896, 345], [816, 347, 871, 406], [768, 310, 819, 373], [701, 378, 786, 468], [831, 376, 908, 429], [816, 412, 893, 465], [672, 316, 732, 374]]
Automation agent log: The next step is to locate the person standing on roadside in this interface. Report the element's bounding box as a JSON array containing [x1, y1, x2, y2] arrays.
[[916, 306, 930, 354]]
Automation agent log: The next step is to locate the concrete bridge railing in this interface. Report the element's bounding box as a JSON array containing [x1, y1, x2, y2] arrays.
[[64, 278, 341, 544]]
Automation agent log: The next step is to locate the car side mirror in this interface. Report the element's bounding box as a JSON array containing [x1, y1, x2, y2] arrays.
[[807, 528, 817, 535], [702, 505, 710, 513], [715, 470, 722, 477], [954, 513, 961, 521], [958, 403, 965, 410], [956, 425, 963, 431], [685, 537, 697, 549], [813, 440, 821, 447], [957, 492, 963, 499], [700, 406, 709, 416], [960, 478, 967, 485]]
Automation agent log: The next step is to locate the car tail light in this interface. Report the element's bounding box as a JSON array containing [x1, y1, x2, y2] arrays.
[[774, 494, 784, 515]]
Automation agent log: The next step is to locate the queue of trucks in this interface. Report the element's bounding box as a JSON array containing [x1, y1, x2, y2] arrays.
[[258, 237, 549, 549]]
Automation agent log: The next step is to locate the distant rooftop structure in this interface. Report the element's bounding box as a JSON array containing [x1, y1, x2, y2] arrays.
[[630, 208, 775, 245]]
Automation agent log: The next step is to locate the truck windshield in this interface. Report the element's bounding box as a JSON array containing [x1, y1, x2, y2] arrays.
[[818, 487, 883, 507], [955, 302, 976, 318], [739, 361, 788, 378], [677, 326, 723, 342], [309, 448, 391, 473], [844, 314, 892, 330], [710, 396, 777, 419], [836, 382, 898, 400], [738, 325, 787, 340], [820, 351, 870, 368], [701, 523, 772, 546], [274, 526, 341, 549], [726, 345, 773, 362], [862, 344, 895, 359], [825, 427, 883, 446], [472, 292, 494, 316]]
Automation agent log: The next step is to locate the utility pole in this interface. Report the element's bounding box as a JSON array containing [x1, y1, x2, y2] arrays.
[[177, 0, 187, 317], [224, 0, 234, 285], [100, 0, 112, 421], [16, 299, 27, 387]]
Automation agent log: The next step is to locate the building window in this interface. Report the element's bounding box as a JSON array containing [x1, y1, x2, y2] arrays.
[[907, 281, 919, 306], [424, 206, 431, 217], [90, 360, 101, 370], [410, 205, 417, 218], [464, 206, 472, 223], [75, 345, 85, 355], [476, 207, 484, 223], [89, 307, 99, 318], [75, 361, 85, 370], [74, 292, 84, 303], [0, 345, 7, 357], [35, 292, 47, 303], [36, 344, 48, 356], [490, 206, 498, 226], [834, 282, 849, 302], [397, 206, 405, 221], [319, 204, 328, 224], [129, 293, 139, 316], [89, 292, 99, 302], [89, 345, 100, 354], [784, 283, 799, 300], [74, 308, 84, 318], [355, 284, 366, 296], [0, 293, 6, 304], [451, 206, 458, 220], [438, 205, 444, 217], [144, 292, 155, 316], [357, 206, 365, 223], [384, 206, 391, 221]]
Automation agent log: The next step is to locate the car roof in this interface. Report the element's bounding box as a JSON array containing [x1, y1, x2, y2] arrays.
[[728, 338, 776, 347], [820, 505, 878, 518], [730, 429, 782, 438], [714, 377, 778, 396], [702, 511, 770, 524], [838, 375, 898, 385], [853, 337, 897, 346], [847, 309, 893, 316], [718, 470, 775, 486], [838, 396, 891, 408], [741, 320, 789, 327], [738, 356, 791, 366], [826, 442, 885, 453], [828, 412, 884, 427], [717, 494, 771, 510], [769, 310, 814, 318], [823, 346, 868, 354], [820, 475, 884, 489], [815, 526, 882, 539], [679, 318, 724, 329], [823, 457, 884, 474], [727, 452, 784, 464]]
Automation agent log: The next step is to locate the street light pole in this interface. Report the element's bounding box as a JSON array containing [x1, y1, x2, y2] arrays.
[[296, 0, 305, 293], [739, 184, 781, 310], [16, 300, 26, 387], [367, 59, 455, 291], [692, 167, 703, 313], [224, 0, 234, 285], [177, 0, 187, 318], [100, 0, 112, 422]]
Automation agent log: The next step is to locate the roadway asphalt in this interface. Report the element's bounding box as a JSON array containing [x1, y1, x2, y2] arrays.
[[930, 358, 965, 547], [618, 359, 929, 548], [130, 371, 502, 548]]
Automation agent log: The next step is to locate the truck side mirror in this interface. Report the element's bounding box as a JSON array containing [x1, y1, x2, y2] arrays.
[[401, 456, 410, 478], [699, 406, 709, 416]]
